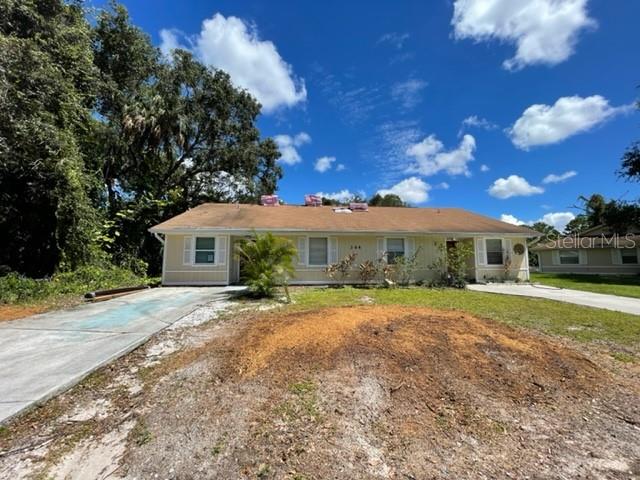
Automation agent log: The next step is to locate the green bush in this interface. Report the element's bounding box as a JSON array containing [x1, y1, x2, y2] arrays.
[[235, 232, 296, 299], [0, 266, 154, 304]]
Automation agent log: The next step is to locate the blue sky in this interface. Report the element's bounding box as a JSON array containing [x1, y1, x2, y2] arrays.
[[106, 0, 638, 231]]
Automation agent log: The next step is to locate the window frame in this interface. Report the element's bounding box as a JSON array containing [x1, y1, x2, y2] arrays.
[[621, 248, 639, 265], [386, 237, 406, 265], [485, 238, 504, 266], [307, 237, 329, 266], [559, 249, 580, 265], [193, 236, 216, 265]]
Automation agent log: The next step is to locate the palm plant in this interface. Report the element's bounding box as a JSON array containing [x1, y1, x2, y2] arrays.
[[234, 232, 296, 299]]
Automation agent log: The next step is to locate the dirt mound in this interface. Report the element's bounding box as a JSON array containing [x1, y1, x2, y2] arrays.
[[232, 305, 602, 401], [122, 305, 639, 480]]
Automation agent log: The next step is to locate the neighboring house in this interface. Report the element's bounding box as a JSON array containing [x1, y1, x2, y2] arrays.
[[149, 203, 540, 286], [531, 225, 640, 275]]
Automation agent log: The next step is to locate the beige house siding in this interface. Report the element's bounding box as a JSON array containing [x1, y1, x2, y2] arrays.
[[162, 232, 530, 285], [538, 248, 640, 275], [277, 234, 446, 284], [474, 237, 529, 282], [163, 234, 229, 285]]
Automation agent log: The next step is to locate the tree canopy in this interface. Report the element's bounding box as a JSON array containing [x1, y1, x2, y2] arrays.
[[369, 193, 407, 207], [0, 0, 283, 277]]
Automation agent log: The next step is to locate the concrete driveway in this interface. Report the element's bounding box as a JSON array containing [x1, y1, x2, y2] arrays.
[[0, 287, 242, 424], [468, 283, 640, 316]]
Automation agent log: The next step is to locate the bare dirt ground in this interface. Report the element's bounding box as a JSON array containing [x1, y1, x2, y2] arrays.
[[0, 304, 49, 322], [1, 302, 639, 479]]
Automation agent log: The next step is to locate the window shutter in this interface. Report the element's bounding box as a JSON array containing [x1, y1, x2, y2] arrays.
[[578, 249, 587, 265], [552, 250, 560, 265], [475, 238, 486, 266], [406, 238, 415, 259], [297, 237, 307, 266], [611, 249, 622, 265], [328, 237, 338, 264], [216, 236, 227, 266], [377, 238, 385, 262], [183, 236, 193, 265]]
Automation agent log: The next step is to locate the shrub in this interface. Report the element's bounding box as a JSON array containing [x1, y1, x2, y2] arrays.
[[0, 265, 153, 304], [235, 232, 296, 299], [358, 260, 378, 285], [429, 242, 473, 288], [325, 252, 358, 286], [376, 246, 422, 287], [391, 246, 422, 286]]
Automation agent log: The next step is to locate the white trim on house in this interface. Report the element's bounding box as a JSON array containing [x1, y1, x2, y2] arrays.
[[152, 227, 532, 237], [181, 234, 229, 268], [160, 233, 167, 285]]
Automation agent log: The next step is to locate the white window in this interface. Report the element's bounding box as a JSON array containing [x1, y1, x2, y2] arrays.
[[386, 238, 405, 264], [559, 250, 580, 265], [621, 249, 639, 265], [308, 237, 328, 266], [485, 239, 503, 265], [194, 237, 215, 264]]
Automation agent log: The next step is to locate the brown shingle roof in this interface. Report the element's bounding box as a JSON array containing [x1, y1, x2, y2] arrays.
[[150, 203, 540, 236]]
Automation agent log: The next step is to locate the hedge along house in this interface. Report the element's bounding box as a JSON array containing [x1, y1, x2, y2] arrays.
[[149, 203, 540, 286], [530, 225, 640, 275]]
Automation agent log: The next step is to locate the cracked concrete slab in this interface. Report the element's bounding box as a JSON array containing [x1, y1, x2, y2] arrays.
[[0, 287, 242, 424]]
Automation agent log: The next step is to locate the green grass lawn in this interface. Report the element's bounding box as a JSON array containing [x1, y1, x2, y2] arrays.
[[531, 272, 640, 299], [288, 287, 640, 349]]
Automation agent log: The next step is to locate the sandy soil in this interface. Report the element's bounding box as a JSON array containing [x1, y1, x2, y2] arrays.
[[1, 304, 639, 479], [0, 304, 49, 322]]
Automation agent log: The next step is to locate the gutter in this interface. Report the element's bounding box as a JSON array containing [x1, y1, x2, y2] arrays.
[[148, 227, 538, 238], [153, 232, 165, 245]]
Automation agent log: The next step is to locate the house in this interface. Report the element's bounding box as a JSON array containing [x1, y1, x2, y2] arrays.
[[149, 203, 540, 286], [531, 225, 640, 275]]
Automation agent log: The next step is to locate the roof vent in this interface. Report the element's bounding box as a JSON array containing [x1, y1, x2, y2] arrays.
[[333, 207, 352, 214], [304, 194, 322, 207], [260, 195, 279, 206], [349, 202, 369, 212]]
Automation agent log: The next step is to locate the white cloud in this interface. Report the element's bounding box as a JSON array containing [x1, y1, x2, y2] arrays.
[[274, 132, 311, 165], [406, 134, 476, 177], [480, 164, 490, 172], [500, 214, 525, 225], [377, 32, 410, 49], [391, 78, 428, 110], [314, 156, 336, 173], [508, 95, 630, 149], [542, 170, 577, 184], [461, 115, 498, 133], [436, 182, 450, 190], [539, 212, 575, 231], [377, 177, 431, 204], [336, 163, 346, 172], [315, 189, 362, 203], [452, 0, 596, 70], [501, 211, 575, 231], [488, 175, 544, 199], [159, 13, 306, 112], [159, 29, 182, 57]]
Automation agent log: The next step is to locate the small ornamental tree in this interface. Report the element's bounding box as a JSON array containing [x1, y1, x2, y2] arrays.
[[392, 246, 422, 286], [358, 260, 378, 285], [325, 252, 358, 286], [235, 232, 296, 299], [429, 242, 473, 288], [503, 249, 513, 281]]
